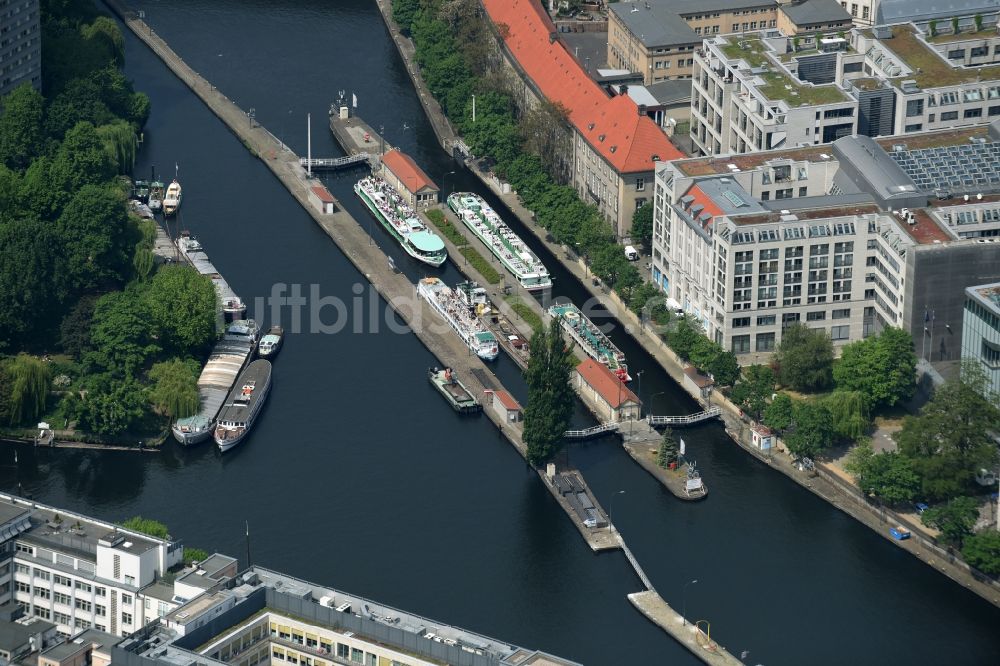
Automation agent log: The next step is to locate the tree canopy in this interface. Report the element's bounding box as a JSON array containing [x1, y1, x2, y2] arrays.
[[921, 496, 979, 547], [763, 392, 794, 433], [730, 365, 775, 421], [523, 318, 575, 466], [895, 364, 1000, 501], [775, 324, 833, 392], [784, 401, 834, 459], [833, 328, 916, 408], [630, 203, 653, 250], [844, 440, 920, 506], [962, 530, 1000, 575]]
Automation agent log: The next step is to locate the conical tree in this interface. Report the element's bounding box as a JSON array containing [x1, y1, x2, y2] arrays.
[[523, 318, 575, 466], [657, 428, 679, 468]]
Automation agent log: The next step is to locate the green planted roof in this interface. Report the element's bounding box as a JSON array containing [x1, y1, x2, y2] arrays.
[[720, 37, 848, 106]]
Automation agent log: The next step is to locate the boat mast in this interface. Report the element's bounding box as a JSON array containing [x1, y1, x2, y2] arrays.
[[307, 112, 312, 177]]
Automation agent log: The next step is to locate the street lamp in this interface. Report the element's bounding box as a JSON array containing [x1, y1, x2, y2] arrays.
[[607, 490, 625, 533], [648, 390, 666, 419], [682, 579, 698, 626], [441, 170, 455, 197]]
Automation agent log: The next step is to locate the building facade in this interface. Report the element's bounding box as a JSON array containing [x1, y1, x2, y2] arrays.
[[380, 149, 439, 211], [962, 283, 1000, 397], [651, 127, 1000, 363], [0, 0, 40, 96], [0, 494, 235, 640]]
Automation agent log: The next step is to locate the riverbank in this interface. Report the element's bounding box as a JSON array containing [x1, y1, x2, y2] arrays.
[[369, 0, 1000, 610]]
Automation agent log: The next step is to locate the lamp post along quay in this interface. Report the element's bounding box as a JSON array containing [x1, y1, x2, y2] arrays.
[[608, 490, 625, 533]]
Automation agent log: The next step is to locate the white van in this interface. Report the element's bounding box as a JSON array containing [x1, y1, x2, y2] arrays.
[[624, 245, 639, 261]]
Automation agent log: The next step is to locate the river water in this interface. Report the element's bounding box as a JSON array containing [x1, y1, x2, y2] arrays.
[[5, 1, 999, 664]]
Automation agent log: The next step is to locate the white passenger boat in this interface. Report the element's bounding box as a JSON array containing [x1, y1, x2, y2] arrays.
[[447, 192, 551, 291], [355, 176, 447, 267], [163, 179, 182, 216], [549, 302, 630, 382], [417, 277, 499, 361]]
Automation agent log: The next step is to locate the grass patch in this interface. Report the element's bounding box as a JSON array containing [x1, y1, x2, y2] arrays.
[[459, 247, 502, 284], [720, 37, 847, 105], [424, 209, 468, 247], [886, 24, 1000, 88], [505, 295, 543, 332]]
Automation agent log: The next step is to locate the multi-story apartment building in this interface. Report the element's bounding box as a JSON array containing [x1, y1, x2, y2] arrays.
[[115, 566, 580, 666], [608, 0, 850, 84], [651, 125, 1000, 364], [691, 19, 1000, 156], [483, 0, 683, 238], [0, 493, 234, 640], [0, 0, 40, 96]]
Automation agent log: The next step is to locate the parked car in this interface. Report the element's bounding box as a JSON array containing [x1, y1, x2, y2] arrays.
[[914, 502, 929, 515]]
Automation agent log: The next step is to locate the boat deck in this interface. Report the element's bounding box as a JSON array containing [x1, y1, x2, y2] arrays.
[[217, 360, 272, 425]]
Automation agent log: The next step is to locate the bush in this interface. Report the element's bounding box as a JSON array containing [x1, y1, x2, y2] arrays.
[[458, 247, 502, 284], [121, 516, 169, 539]]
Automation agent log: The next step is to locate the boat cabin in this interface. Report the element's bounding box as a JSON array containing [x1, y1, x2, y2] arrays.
[[380, 149, 439, 210]]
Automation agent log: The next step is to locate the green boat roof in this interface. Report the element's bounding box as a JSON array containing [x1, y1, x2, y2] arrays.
[[475, 331, 496, 342], [410, 230, 445, 253]]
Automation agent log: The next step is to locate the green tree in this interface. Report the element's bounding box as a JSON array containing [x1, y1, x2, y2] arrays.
[[86, 290, 159, 377], [0, 217, 63, 348], [59, 296, 97, 358], [0, 83, 45, 170], [785, 401, 834, 459], [657, 428, 679, 467], [730, 365, 775, 421], [56, 183, 134, 291], [689, 336, 719, 374], [822, 390, 870, 440], [667, 316, 703, 361], [630, 203, 653, 250], [962, 530, 1000, 575], [833, 328, 916, 408], [845, 440, 920, 506], [143, 265, 219, 355], [763, 392, 794, 433], [121, 516, 169, 539], [8, 354, 50, 425], [148, 359, 200, 419], [523, 318, 575, 465], [775, 323, 833, 392], [184, 548, 210, 564], [706, 349, 739, 387], [921, 496, 979, 547], [896, 363, 1000, 501], [78, 375, 147, 435], [589, 243, 631, 287]]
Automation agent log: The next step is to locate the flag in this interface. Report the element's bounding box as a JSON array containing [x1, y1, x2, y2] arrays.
[[679, 438, 686, 455], [352, 93, 358, 109]]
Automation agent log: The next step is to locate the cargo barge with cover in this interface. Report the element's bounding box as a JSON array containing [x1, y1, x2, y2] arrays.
[[171, 320, 259, 445], [178, 232, 247, 320]]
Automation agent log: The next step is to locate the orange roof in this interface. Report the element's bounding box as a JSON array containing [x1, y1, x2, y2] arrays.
[[382, 149, 438, 193], [575, 359, 639, 408], [482, 0, 681, 173], [686, 185, 725, 220], [310, 186, 335, 204], [493, 390, 522, 411]]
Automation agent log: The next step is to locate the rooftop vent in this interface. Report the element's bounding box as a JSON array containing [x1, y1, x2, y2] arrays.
[[652, 154, 660, 161], [900, 80, 919, 93], [598, 134, 606, 142], [873, 25, 892, 39], [549, 32, 557, 44], [610, 146, 618, 153], [588, 123, 595, 130]]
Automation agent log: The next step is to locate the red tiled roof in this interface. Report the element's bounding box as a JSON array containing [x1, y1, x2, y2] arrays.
[[493, 390, 522, 411], [575, 359, 639, 408], [482, 0, 681, 173], [382, 149, 438, 192], [685, 184, 725, 223], [310, 186, 335, 203]]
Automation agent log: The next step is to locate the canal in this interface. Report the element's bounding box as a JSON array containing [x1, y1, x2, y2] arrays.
[[4, 1, 1000, 664]]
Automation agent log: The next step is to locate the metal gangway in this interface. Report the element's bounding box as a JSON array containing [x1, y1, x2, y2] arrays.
[[646, 406, 722, 427], [563, 422, 620, 439], [299, 153, 376, 171]]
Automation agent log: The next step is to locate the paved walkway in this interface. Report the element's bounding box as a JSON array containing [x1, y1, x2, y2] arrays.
[[629, 591, 743, 666]]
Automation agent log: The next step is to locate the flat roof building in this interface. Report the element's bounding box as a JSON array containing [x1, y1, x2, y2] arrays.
[[115, 567, 581, 666]]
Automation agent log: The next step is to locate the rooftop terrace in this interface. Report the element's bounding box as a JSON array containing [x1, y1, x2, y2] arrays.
[[719, 37, 849, 105], [882, 24, 1000, 88], [729, 203, 880, 226], [674, 146, 833, 176]]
